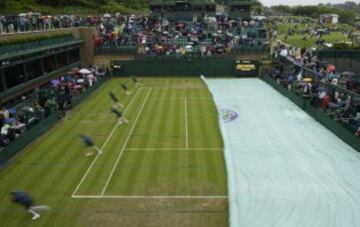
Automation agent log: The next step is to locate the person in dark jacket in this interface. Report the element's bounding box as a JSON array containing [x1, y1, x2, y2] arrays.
[[10, 191, 49, 220]]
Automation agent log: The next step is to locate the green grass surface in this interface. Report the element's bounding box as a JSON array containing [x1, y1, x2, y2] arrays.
[[271, 22, 352, 48], [0, 78, 228, 227], [279, 32, 350, 48]]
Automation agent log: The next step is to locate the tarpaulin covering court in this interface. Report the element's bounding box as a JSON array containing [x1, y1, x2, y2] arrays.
[[203, 77, 360, 227]]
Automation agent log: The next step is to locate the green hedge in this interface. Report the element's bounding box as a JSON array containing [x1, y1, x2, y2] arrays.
[[0, 32, 72, 46]]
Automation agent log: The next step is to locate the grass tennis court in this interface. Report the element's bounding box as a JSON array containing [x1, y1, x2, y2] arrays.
[[0, 78, 228, 227]]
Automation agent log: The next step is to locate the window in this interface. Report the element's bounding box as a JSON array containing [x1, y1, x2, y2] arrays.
[[57, 52, 68, 68], [43, 55, 56, 73], [26, 59, 43, 80], [0, 70, 4, 92], [69, 49, 80, 64], [4, 65, 26, 89]]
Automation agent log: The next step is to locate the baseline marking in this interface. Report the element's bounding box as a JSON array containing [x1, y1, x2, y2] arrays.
[[123, 148, 223, 151], [184, 97, 189, 150], [147, 97, 212, 100], [100, 88, 152, 196], [142, 87, 205, 90], [72, 195, 227, 199], [71, 88, 141, 197]]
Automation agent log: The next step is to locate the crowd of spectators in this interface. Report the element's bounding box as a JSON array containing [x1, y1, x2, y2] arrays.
[[0, 13, 102, 34], [0, 12, 268, 57], [94, 14, 268, 57], [268, 43, 360, 137], [0, 65, 108, 151]]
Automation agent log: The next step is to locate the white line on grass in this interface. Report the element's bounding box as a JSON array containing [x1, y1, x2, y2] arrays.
[[71, 88, 142, 197], [100, 88, 152, 196], [184, 97, 189, 150], [123, 148, 223, 151], [143, 87, 205, 90], [72, 195, 228, 199], [146, 97, 212, 100]]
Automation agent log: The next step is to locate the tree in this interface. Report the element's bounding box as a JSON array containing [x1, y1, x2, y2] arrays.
[[37, 0, 80, 7], [0, 0, 7, 8], [338, 10, 356, 24]]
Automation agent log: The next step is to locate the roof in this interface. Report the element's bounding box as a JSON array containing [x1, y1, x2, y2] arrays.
[[228, 1, 255, 6], [320, 14, 339, 17], [150, 0, 216, 6]]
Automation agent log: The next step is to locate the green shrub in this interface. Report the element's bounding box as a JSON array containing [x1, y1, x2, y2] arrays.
[[0, 32, 72, 46]]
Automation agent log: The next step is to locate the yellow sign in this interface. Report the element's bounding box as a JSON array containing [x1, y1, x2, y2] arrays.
[[236, 64, 256, 71]]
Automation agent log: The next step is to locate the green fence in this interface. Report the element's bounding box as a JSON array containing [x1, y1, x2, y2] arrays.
[[0, 75, 110, 166], [317, 50, 360, 59], [0, 36, 75, 55], [111, 57, 236, 77], [316, 50, 360, 74], [262, 76, 360, 152], [94, 46, 137, 55]]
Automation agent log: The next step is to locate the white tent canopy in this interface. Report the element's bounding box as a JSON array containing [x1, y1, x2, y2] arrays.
[[79, 68, 92, 74]]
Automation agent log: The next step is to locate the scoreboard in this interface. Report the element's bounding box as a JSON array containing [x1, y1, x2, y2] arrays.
[[234, 60, 259, 77]]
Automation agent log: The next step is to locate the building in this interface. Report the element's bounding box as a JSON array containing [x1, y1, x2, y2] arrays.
[[149, 0, 216, 21], [0, 31, 85, 107], [353, 31, 360, 47], [227, 1, 255, 20], [319, 14, 339, 24]]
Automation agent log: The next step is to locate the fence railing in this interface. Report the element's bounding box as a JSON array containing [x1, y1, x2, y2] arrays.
[[277, 55, 360, 100], [0, 36, 76, 55], [316, 50, 360, 59]]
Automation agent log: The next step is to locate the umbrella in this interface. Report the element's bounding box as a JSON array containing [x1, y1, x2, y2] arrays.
[[19, 13, 27, 17], [51, 79, 60, 86], [342, 71, 355, 76], [104, 13, 111, 18], [79, 68, 91, 74], [60, 15, 69, 19], [155, 45, 164, 50]]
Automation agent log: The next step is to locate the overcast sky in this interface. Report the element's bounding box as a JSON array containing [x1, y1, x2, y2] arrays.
[[260, 0, 355, 7]]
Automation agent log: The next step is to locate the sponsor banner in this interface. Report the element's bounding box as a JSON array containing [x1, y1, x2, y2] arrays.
[[235, 60, 258, 76]]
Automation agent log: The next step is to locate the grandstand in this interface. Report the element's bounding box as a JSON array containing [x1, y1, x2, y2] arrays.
[[149, 0, 216, 21], [0, 32, 83, 107]]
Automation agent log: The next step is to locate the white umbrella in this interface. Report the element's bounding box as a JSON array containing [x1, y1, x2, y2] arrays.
[[79, 68, 91, 74], [104, 13, 111, 18], [19, 13, 27, 17]]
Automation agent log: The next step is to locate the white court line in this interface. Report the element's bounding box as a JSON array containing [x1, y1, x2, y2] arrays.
[[100, 88, 152, 196], [143, 87, 205, 90], [123, 148, 223, 151], [184, 97, 189, 150], [72, 195, 227, 199], [71, 88, 142, 197], [146, 97, 212, 100]]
